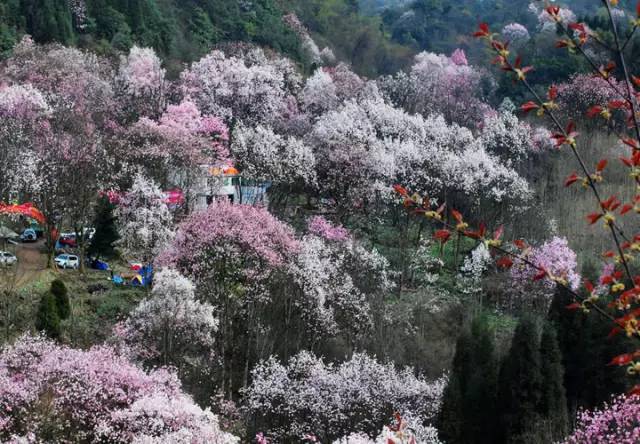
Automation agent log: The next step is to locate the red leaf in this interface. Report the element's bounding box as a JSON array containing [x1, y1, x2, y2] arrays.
[[533, 269, 547, 281], [548, 85, 558, 100], [596, 159, 608, 172], [629, 385, 640, 397], [609, 353, 634, 366], [393, 184, 408, 197], [586, 105, 603, 118], [621, 204, 634, 215], [451, 209, 463, 223], [587, 213, 603, 225], [608, 327, 622, 339], [521, 101, 540, 113], [493, 225, 504, 241], [566, 302, 582, 310], [623, 138, 640, 149], [434, 229, 452, 244], [496, 256, 513, 269], [584, 280, 594, 293], [564, 173, 579, 187], [513, 239, 527, 250], [609, 99, 628, 110]]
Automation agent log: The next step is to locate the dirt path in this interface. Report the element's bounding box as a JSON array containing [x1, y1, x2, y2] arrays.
[[13, 240, 49, 288]]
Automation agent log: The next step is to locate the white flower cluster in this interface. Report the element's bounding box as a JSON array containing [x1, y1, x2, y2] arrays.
[[246, 351, 446, 442]]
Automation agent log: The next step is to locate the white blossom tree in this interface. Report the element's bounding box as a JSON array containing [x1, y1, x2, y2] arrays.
[[246, 351, 446, 442], [116, 173, 174, 264]]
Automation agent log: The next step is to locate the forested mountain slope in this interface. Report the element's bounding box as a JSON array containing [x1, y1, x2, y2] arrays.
[[0, 0, 412, 76]]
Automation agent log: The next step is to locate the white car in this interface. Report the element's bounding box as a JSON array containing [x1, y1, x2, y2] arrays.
[[0, 251, 17, 266], [55, 254, 79, 269]]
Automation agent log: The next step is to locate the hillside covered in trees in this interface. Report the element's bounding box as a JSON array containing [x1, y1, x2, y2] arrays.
[[4, 0, 640, 443]]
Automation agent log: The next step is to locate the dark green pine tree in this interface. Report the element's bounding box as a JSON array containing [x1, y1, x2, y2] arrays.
[[438, 316, 498, 444], [548, 284, 631, 418], [88, 195, 119, 259], [35, 292, 61, 339], [438, 328, 473, 444], [21, 0, 74, 44], [497, 316, 542, 444], [50, 278, 70, 320], [536, 322, 569, 441]]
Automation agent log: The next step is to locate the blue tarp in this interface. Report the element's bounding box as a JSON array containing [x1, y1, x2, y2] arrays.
[[91, 259, 109, 270]]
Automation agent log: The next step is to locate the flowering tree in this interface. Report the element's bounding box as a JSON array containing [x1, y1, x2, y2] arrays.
[[287, 217, 392, 338], [0, 335, 238, 443], [116, 173, 174, 264], [231, 123, 317, 190], [564, 394, 640, 444], [245, 351, 446, 442], [180, 47, 300, 127], [4, 37, 116, 268], [378, 50, 494, 128], [113, 268, 217, 380], [157, 199, 299, 396], [506, 236, 581, 312], [130, 99, 230, 209], [309, 98, 531, 217], [116, 46, 167, 120], [0, 84, 50, 201]]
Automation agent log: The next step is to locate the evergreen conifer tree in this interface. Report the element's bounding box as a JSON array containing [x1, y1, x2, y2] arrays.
[[438, 316, 498, 444], [50, 279, 70, 320], [497, 316, 542, 444], [35, 292, 61, 339], [536, 321, 569, 442], [88, 196, 119, 259]]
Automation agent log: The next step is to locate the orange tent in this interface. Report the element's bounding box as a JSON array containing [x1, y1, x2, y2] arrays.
[[0, 203, 46, 225]]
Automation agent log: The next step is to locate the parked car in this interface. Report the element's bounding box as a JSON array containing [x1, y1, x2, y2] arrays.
[[58, 234, 77, 248], [20, 228, 37, 242], [55, 254, 79, 269], [0, 251, 17, 266]]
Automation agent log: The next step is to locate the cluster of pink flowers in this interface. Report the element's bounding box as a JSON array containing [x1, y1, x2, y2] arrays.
[[157, 198, 300, 277], [564, 395, 640, 444], [510, 236, 581, 296], [556, 74, 624, 121], [0, 335, 237, 443], [307, 216, 350, 242]]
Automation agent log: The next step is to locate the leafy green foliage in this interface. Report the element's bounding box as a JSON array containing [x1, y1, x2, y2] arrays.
[[50, 278, 70, 320], [35, 292, 61, 339], [88, 196, 118, 260], [438, 316, 498, 444]]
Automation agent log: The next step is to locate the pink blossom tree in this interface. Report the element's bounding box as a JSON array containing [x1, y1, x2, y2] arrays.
[[115, 46, 168, 120], [0, 335, 238, 443], [563, 395, 640, 444], [157, 199, 299, 396]]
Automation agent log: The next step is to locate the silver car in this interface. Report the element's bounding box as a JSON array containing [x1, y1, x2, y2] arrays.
[[55, 254, 79, 269], [0, 251, 17, 266]]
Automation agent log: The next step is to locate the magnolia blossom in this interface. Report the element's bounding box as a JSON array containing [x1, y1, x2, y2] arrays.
[[118, 46, 166, 99], [502, 23, 530, 48], [564, 395, 640, 444], [114, 268, 218, 370], [379, 50, 494, 128], [509, 236, 580, 310], [0, 84, 50, 117], [116, 173, 174, 263], [307, 216, 350, 242], [246, 351, 446, 442], [288, 232, 391, 336], [231, 123, 316, 187], [480, 110, 536, 163], [181, 47, 301, 125], [157, 198, 299, 297], [310, 98, 531, 210], [0, 335, 238, 443]]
